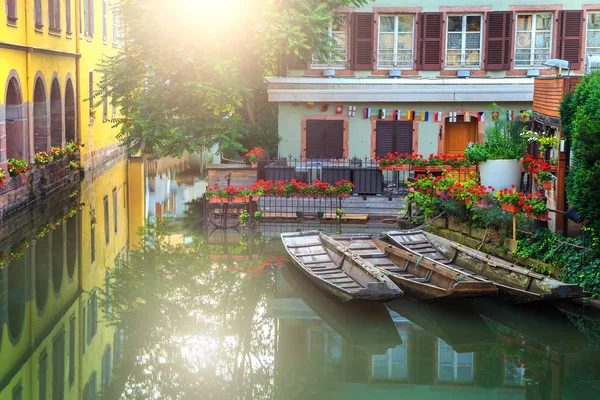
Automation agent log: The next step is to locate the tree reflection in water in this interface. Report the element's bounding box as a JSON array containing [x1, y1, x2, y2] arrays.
[[104, 219, 278, 399]]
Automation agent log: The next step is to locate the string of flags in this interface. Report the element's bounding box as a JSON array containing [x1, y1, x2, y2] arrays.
[[296, 102, 524, 122]]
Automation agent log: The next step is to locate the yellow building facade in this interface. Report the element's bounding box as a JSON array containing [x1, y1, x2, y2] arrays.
[[0, 0, 124, 171]]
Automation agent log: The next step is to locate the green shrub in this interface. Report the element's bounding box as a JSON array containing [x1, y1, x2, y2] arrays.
[[562, 71, 600, 233], [515, 229, 600, 298]]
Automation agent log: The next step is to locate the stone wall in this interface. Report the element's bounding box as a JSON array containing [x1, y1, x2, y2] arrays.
[[0, 155, 81, 220]]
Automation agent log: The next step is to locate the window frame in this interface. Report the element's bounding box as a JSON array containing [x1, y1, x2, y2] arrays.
[[311, 14, 349, 69], [514, 12, 553, 69], [34, 0, 43, 28], [102, 0, 107, 42], [586, 12, 600, 56], [437, 339, 474, 383], [444, 14, 483, 69], [66, 0, 72, 35], [48, 0, 61, 31], [377, 14, 415, 70]]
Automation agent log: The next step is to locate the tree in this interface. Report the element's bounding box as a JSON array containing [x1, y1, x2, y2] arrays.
[[100, 0, 369, 157], [561, 71, 600, 233]]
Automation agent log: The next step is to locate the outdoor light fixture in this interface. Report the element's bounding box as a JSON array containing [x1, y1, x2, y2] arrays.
[[457, 70, 470, 78], [585, 55, 600, 74], [543, 59, 570, 75], [389, 69, 402, 78], [526, 70, 541, 77], [322, 69, 336, 77]]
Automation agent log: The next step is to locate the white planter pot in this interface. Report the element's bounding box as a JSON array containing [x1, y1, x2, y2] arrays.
[[478, 159, 522, 192]]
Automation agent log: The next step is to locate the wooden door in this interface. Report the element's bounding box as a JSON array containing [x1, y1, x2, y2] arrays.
[[444, 116, 478, 155], [306, 119, 344, 158]]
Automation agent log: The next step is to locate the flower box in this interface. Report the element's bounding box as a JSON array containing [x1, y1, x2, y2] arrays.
[[412, 166, 427, 173], [527, 211, 550, 221], [380, 166, 395, 171], [209, 196, 248, 203], [542, 181, 552, 190], [501, 203, 521, 213]]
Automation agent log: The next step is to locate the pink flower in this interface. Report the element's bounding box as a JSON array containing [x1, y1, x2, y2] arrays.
[[409, 187, 415, 193]]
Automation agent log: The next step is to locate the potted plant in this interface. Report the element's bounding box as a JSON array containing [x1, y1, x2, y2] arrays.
[[336, 208, 345, 220], [495, 185, 523, 213], [254, 210, 264, 221], [522, 193, 549, 220], [238, 209, 250, 224], [534, 170, 554, 190], [433, 173, 457, 196], [410, 173, 435, 195], [464, 105, 526, 192], [245, 147, 263, 168], [317, 209, 325, 218], [296, 210, 303, 218]]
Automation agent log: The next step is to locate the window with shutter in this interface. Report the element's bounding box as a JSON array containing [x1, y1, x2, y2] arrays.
[[91, 0, 95, 37], [375, 121, 413, 158], [587, 12, 600, 56], [354, 13, 374, 70], [48, 0, 60, 30], [52, 330, 66, 400], [417, 13, 443, 71], [83, 0, 88, 36], [485, 11, 512, 70], [66, 0, 72, 34], [377, 15, 414, 69], [445, 15, 483, 69], [312, 14, 348, 69], [6, 0, 17, 24], [69, 317, 76, 387], [515, 13, 552, 68], [34, 0, 43, 27], [39, 351, 48, 400], [305, 119, 344, 158], [557, 10, 583, 70], [102, 0, 107, 42]]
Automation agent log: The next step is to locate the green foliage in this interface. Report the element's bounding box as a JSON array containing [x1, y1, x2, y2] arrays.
[[562, 71, 600, 233], [559, 91, 577, 142], [515, 229, 600, 298], [464, 104, 527, 163], [403, 191, 441, 224], [99, 0, 368, 157]]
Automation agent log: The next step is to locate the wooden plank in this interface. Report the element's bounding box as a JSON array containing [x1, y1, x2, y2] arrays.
[[287, 242, 322, 249], [294, 251, 328, 257]]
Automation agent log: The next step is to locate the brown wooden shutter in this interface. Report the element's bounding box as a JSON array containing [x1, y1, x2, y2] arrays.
[[49, 0, 55, 28], [324, 120, 344, 158], [376, 121, 413, 157], [417, 13, 443, 71], [66, 0, 72, 33], [395, 122, 413, 154], [485, 11, 513, 70], [7, 0, 16, 20], [557, 10, 583, 70], [35, 0, 43, 27], [375, 121, 394, 158], [353, 13, 374, 70], [306, 120, 326, 158]]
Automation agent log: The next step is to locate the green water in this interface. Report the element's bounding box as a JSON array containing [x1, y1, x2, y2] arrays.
[[1, 159, 599, 400]]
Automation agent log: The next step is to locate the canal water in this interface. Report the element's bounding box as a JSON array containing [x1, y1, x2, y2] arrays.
[[1, 157, 599, 400]]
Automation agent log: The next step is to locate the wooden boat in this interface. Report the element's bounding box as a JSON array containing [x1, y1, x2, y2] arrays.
[[386, 298, 496, 353], [280, 264, 403, 354], [327, 234, 497, 301], [280, 231, 402, 302], [387, 230, 589, 302]]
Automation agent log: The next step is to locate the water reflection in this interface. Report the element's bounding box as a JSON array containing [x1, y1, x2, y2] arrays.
[[1, 157, 600, 400]]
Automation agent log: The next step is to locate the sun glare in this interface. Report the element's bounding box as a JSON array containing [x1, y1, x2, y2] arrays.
[[178, 0, 250, 24]]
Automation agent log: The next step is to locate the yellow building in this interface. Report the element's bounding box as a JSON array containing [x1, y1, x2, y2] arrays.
[[0, 0, 124, 171]]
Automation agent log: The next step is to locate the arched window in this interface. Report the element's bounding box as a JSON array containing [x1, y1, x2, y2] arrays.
[[33, 77, 49, 153], [50, 78, 63, 147], [5, 77, 27, 160]]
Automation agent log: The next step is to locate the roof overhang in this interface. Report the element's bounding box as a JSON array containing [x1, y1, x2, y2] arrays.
[[265, 77, 534, 103]]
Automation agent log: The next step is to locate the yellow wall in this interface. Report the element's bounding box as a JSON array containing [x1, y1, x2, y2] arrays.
[[0, 0, 123, 166]]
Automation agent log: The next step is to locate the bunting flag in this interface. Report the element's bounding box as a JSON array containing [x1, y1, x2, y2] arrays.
[[407, 111, 414, 121], [306, 102, 315, 109], [335, 105, 343, 114], [379, 109, 386, 119], [434, 112, 443, 122], [421, 111, 429, 121], [348, 106, 356, 117], [393, 110, 401, 120], [363, 108, 371, 118], [464, 112, 471, 122], [506, 110, 515, 121], [492, 111, 500, 121], [320, 103, 329, 112], [448, 112, 457, 122], [477, 112, 485, 122]]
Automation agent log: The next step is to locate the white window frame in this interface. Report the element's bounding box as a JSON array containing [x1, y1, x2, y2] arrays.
[[444, 14, 483, 69], [514, 13, 553, 68], [377, 14, 415, 69], [437, 339, 474, 383], [371, 329, 409, 381], [586, 12, 600, 56], [311, 14, 349, 69]]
